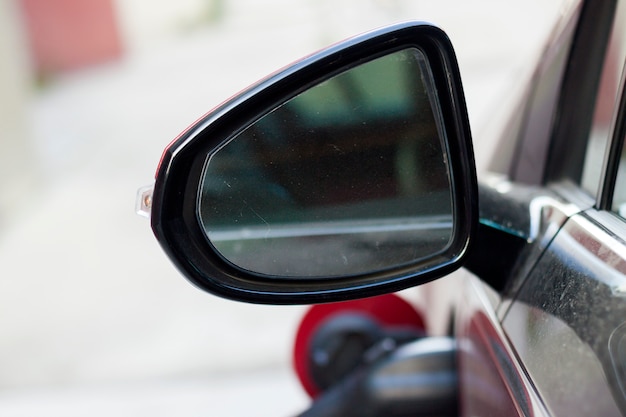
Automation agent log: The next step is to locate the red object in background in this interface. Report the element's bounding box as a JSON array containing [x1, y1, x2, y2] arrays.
[[19, 0, 123, 75], [293, 294, 426, 398]]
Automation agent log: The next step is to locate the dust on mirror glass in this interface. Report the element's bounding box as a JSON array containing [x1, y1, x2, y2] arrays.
[[198, 48, 453, 278]]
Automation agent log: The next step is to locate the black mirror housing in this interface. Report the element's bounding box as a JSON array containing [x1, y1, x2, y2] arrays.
[[150, 22, 477, 304]]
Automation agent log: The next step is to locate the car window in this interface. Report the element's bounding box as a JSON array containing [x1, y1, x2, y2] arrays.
[[582, 1, 626, 196], [509, 1, 581, 185]]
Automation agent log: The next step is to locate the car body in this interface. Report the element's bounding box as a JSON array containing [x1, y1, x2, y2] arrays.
[[454, 1, 626, 415], [142, 0, 626, 415]]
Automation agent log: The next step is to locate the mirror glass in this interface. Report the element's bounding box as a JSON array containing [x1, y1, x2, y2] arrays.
[[198, 48, 453, 278]]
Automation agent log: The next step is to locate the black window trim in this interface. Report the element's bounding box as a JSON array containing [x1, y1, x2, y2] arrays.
[[599, 59, 626, 211]]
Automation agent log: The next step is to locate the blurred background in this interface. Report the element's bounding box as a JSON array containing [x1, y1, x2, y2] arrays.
[[0, 0, 566, 415]]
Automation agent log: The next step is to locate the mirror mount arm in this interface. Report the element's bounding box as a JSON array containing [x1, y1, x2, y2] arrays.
[[464, 221, 527, 292]]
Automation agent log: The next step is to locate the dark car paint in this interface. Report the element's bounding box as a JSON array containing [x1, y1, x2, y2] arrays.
[[456, 178, 587, 417], [458, 283, 539, 417], [454, 0, 626, 415], [505, 207, 626, 415]]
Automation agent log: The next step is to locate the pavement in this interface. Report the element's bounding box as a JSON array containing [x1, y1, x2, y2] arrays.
[[0, 0, 563, 415]]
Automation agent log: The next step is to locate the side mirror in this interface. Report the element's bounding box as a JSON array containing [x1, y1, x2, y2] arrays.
[[147, 22, 477, 304]]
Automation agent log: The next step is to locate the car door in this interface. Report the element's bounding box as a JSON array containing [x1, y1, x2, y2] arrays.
[[454, 0, 626, 416], [500, 1, 626, 415]]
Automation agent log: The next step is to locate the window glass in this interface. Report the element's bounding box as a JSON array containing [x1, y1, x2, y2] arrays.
[[509, 1, 581, 184], [582, 2, 626, 195]]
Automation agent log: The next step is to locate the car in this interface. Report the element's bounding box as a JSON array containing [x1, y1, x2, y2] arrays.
[[139, 0, 626, 415]]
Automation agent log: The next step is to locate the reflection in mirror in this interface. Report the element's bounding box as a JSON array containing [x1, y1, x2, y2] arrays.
[[199, 48, 453, 278]]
